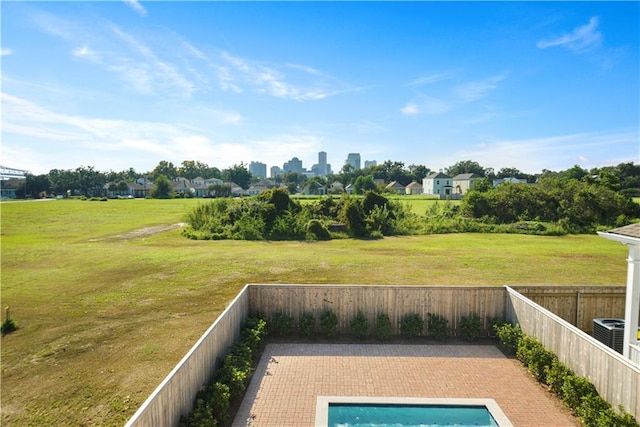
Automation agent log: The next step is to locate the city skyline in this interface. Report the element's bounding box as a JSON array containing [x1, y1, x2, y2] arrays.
[[2, 2, 638, 176]]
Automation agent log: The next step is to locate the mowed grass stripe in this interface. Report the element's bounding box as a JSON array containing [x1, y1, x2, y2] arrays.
[[0, 198, 628, 426]]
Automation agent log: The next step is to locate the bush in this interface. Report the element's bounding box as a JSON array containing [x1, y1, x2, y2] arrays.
[[184, 318, 267, 426], [1, 318, 18, 336], [427, 313, 449, 341], [400, 313, 424, 337], [486, 317, 508, 338], [320, 310, 338, 338], [306, 219, 331, 240], [271, 312, 294, 336], [562, 375, 598, 411], [494, 323, 522, 354], [459, 313, 483, 341], [374, 313, 393, 341], [298, 312, 316, 338], [349, 312, 369, 339], [544, 358, 573, 398]]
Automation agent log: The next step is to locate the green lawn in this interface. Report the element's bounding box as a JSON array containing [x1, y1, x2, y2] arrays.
[[0, 198, 629, 426]]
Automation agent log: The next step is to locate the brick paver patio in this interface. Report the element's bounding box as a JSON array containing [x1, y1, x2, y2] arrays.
[[232, 343, 580, 427]]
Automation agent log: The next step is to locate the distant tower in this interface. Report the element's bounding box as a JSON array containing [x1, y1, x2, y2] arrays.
[[318, 151, 328, 176], [249, 161, 267, 179], [270, 166, 283, 178], [346, 153, 361, 170], [283, 157, 304, 174], [364, 160, 377, 169]]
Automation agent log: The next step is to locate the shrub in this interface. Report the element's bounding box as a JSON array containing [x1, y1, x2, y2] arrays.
[[459, 313, 483, 341], [298, 312, 316, 338], [426, 313, 449, 341], [241, 317, 267, 353], [209, 382, 230, 425], [218, 364, 248, 401], [400, 313, 424, 337], [1, 318, 18, 336], [349, 312, 369, 339], [544, 358, 573, 398], [338, 197, 368, 237], [185, 394, 217, 427], [486, 317, 508, 338], [374, 313, 393, 341], [320, 310, 338, 338], [561, 375, 598, 411], [494, 323, 522, 355], [577, 393, 612, 427], [271, 312, 294, 336], [306, 219, 331, 240]]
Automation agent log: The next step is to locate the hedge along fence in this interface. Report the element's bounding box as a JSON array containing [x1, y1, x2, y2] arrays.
[[247, 284, 506, 336], [506, 286, 639, 421], [125, 286, 250, 427]]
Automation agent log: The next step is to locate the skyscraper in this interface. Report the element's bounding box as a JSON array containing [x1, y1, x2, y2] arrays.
[[318, 151, 328, 176], [346, 153, 361, 170], [283, 157, 304, 174], [249, 161, 267, 179], [364, 160, 377, 169]]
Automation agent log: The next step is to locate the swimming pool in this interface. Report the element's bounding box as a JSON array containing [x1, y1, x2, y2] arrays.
[[316, 397, 513, 427]]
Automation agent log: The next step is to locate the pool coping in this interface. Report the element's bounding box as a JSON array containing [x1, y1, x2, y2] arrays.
[[314, 396, 514, 427]]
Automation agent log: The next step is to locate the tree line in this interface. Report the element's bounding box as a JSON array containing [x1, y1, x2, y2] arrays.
[[10, 159, 640, 199]]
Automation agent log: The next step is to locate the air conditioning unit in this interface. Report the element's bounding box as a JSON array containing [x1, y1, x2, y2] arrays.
[[592, 318, 625, 354]]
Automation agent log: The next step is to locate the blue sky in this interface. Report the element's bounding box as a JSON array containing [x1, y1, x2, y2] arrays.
[[1, 1, 638, 176]]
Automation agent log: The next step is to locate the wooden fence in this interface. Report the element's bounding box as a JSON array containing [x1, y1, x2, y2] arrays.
[[125, 284, 636, 425], [248, 284, 506, 334], [125, 286, 250, 427], [506, 286, 639, 420], [511, 285, 629, 333]]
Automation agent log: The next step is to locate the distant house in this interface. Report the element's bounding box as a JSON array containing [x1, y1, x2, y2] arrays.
[[229, 182, 246, 197], [385, 181, 405, 195], [1, 178, 22, 199], [302, 181, 326, 195], [172, 177, 194, 197], [247, 180, 276, 196], [452, 173, 483, 195], [330, 181, 345, 193], [423, 172, 452, 196], [493, 177, 528, 186], [405, 181, 423, 195]]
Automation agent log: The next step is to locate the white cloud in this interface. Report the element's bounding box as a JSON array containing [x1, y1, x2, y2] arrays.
[[123, 0, 147, 16], [454, 72, 510, 103], [218, 50, 353, 101], [537, 17, 602, 53], [401, 103, 420, 116], [1, 94, 244, 173], [405, 72, 454, 88], [436, 130, 638, 173], [1, 48, 12, 56], [107, 25, 196, 96]]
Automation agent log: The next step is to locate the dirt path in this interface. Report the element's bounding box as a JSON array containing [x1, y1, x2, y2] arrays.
[[89, 223, 186, 241]]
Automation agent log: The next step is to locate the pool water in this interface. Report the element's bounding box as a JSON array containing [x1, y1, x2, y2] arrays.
[[328, 403, 499, 427]]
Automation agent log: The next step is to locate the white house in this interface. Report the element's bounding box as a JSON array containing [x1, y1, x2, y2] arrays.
[[422, 172, 452, 196], [598, 223, 640, 363]]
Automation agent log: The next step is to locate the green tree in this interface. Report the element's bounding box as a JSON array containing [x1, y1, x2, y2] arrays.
[[408, 164, 431, 182], [150, 175, 175, 199], [445, 160, 485, 177], [150, 161, 178, 181], [353, 175, 377, 194], [223, 163, 252, 189]]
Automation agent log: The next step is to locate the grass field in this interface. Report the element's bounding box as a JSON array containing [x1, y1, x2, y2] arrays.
[[0, 198, 629, 426]]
